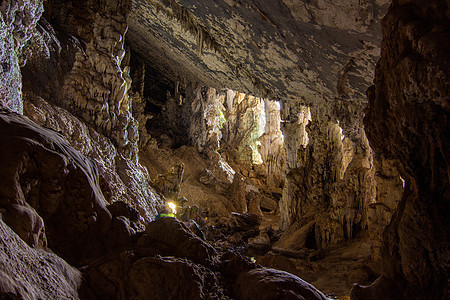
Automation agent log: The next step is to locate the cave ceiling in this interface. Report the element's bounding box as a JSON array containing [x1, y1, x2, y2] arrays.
[[127, 0, 389, 106]]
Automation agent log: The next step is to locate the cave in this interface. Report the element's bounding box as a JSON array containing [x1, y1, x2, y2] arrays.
[[0, 0, 448, 299]]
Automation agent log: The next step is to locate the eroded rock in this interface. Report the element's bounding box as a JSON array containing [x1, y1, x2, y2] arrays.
[[0, 0, 43, 114], [234, 268, 328, 300], [357, 1, 450, 299], [0, 107, 113, 265], [0, 219, 81, 299]]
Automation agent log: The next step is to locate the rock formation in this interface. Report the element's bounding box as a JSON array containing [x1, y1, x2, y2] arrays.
[[0, 219, 81, 299], [17, 0, 163, 222], [0, 0, 448, 299], [0, 0, 43, 114], [0, 107, 328, 299], [353, 1, 450, 299]]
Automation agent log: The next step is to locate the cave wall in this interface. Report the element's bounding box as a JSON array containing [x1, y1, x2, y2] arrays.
[[0, 0, 43, 113], [353, 0, 450, 299], [13, 0, 165, 221], [43, 0, 137, 154]]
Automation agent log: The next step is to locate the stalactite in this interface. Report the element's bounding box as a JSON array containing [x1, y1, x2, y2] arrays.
[[149, 0, 272, 99]]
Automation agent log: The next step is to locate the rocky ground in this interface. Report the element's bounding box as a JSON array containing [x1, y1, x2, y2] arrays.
[[139, 143, 382, 299]]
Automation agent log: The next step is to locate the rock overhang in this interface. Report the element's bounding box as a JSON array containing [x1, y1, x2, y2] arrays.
[[127, 0, 389, 107]]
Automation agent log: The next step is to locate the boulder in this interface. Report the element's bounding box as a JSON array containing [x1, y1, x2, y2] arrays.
[[272, 221, 317, 257], [260, 196, 278, 212], [83, 255, 226, 300], [234, 268, 328, 300], [137, 217, 217, 266]]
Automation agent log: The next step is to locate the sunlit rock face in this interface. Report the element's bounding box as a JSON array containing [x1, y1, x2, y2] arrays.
[[353, 0, 450, 299], [128, 0, 388, 105], [278, 101, 377, 249], [0, 0, 43, 113], [34, 0, 138, 156]]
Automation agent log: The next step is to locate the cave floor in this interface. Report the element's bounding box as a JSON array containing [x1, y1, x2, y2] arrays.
[[255, 217, 380, 299]]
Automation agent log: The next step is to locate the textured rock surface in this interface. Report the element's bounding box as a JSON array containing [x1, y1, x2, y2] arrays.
[[153, 163, 185, 201], [23, 95, 162, 222], [16, 0, 164, 221], [0, 219, 81, 299], [137, 217, 217, 266], [0, 0, 43, 113], [1, 0, 448, 298], [278, 102, 377, 252], [368, 155, 403, 261], [354, 0, 450, 299], [234, 268, 328, 300], [0, 107, 114, 265], [128, 0, 388, 105], [0, 107, 329, 299], [83, 255, 226, 300], [44, 0, 138, 152]]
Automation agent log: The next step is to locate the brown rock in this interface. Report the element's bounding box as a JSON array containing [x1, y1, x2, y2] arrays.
[[107, 200, 140, 223], [137, 217, 217, 266], [257, 254, 298, 275], [129, 256, 225, 299], [153, 163, 185, 200], [246, 190, 263, 217], [234, 268, 328, 300], [0, 108, 113, 266], [199, 168, 215, 185], [83, 254, 226, 300], [1, 203, 47, 249], [273, 221, 318, 256], [260, 195, 278, 212], [0, 219, 81, 299], [360, 1, 450, 299], [230, 173, 247, 213]]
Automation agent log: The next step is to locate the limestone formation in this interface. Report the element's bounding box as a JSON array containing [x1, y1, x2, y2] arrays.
[[31, 0, 141, 160], [230, 172, 247, 213], [258, 99, 285, 188], [279, 102, 377, 253], [354, 1, 450, 299], [0, 107, 113, 265], [0, 107, 332, 299], [0, 0, 448, 298], [188, 86, 225, 160], [0, 219, 81, 299], [23, 95, 162, 222], [0, 0, 43, 113]]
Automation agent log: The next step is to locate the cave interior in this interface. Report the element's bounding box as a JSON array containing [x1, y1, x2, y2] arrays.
[[0, 0, 448, 299]]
